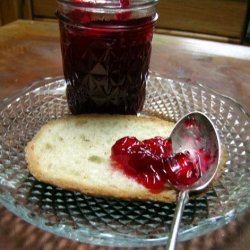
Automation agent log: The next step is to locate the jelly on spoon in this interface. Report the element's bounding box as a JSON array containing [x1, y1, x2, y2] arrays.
[[166, 111, 221, 250]]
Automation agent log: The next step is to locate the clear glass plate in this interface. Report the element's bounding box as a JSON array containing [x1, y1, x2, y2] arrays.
[[0, 72, 249, 247]]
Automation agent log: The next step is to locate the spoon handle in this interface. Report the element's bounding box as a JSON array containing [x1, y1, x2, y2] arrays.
[[166, 190, 189, 250]]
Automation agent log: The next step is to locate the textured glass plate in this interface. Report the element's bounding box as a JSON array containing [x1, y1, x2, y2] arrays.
[[0, 72, 249, 247]]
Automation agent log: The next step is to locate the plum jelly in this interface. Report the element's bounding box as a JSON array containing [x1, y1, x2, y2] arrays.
[[111, 136, 202, 193], [57, 0, 158, 114]]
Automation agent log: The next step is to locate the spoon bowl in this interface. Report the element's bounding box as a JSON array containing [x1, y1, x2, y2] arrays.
[[171, 111, 221, 191], [166, 111, 221, 250]]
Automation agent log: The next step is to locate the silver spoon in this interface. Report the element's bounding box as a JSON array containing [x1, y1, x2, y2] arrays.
[[166, 111, 221, 250]]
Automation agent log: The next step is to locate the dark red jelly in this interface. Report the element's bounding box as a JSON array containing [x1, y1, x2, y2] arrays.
[[111, 136, 202, 193], [111, 137, 172, 193], [164, 152, 201, 187], [57, 2, 157, 114]]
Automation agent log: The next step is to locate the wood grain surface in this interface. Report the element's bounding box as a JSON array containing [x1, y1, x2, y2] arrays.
[[0, 20, 250, 250], [156, 0, 249, 39]]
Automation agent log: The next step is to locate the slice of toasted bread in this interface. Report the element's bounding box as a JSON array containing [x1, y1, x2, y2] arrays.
[[25, 114, 226, 202]]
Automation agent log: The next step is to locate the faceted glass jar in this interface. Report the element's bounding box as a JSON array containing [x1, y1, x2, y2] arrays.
[[57, 0, 158, 114]]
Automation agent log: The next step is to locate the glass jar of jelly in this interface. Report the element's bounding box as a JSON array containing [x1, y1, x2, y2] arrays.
[[57, 0, 158, 114]]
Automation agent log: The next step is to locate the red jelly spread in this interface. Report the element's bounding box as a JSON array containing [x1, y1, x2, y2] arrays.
[[111, 136, 202, 193], [57, 1, 157, 114]]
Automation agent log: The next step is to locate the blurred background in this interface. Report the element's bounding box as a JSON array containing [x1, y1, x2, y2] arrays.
[[0, 0, 249, 44]]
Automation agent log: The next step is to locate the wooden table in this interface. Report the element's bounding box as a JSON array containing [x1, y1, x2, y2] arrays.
[[0, 20, 250, 250]]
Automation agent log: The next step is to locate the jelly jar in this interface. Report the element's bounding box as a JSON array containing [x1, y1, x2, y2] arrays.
[[57, 0, 158, 115]]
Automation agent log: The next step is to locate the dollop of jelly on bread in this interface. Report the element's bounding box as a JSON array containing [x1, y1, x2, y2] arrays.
[[111, 136, 201, 193]]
